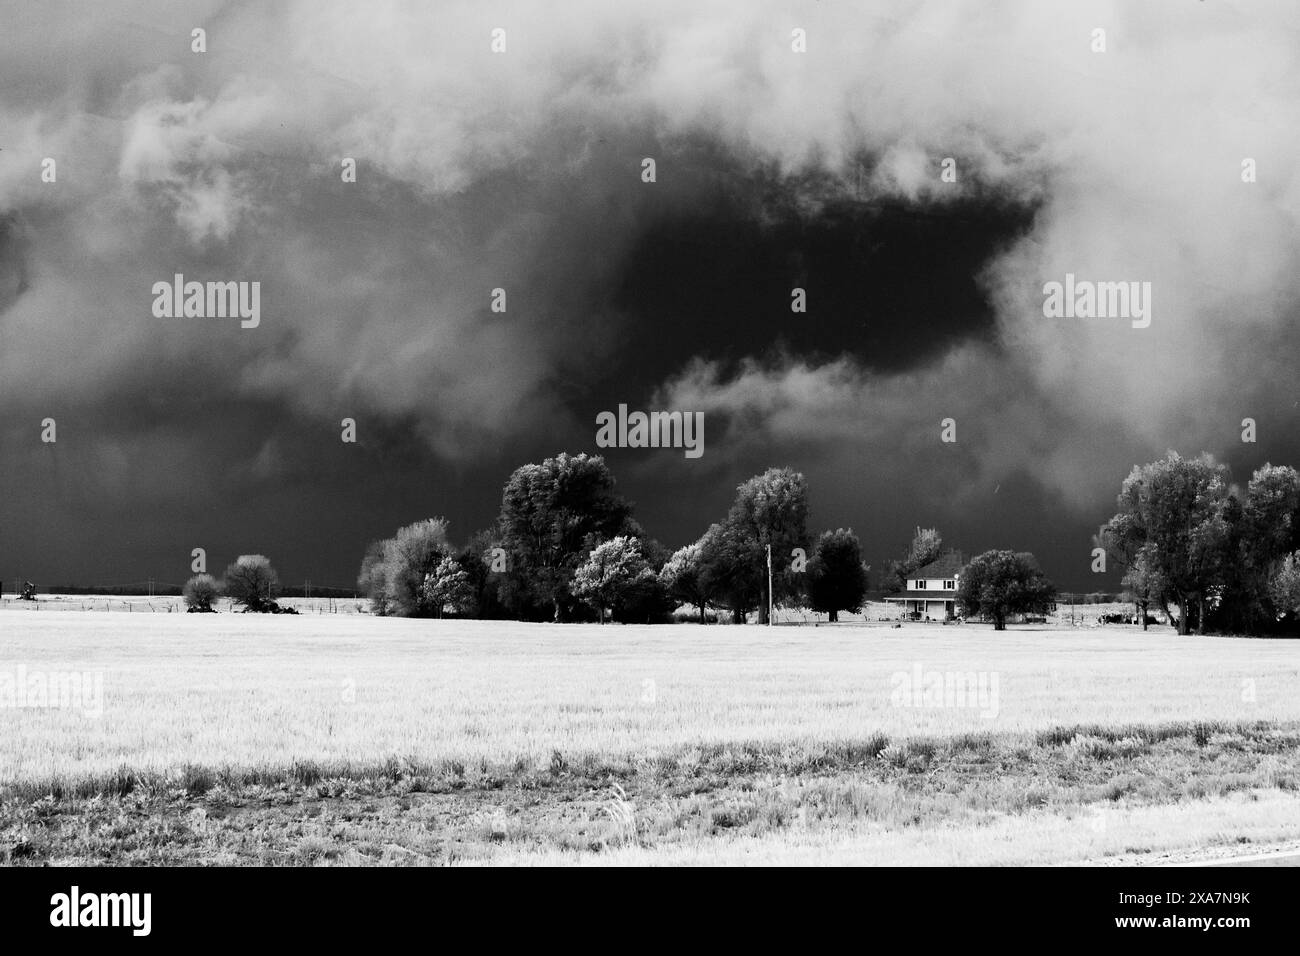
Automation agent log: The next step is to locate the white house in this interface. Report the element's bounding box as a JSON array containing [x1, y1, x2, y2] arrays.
[[884, 550, 965, 620]]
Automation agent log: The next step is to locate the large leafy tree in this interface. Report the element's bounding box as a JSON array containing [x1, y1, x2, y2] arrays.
[[697, 522, 764, 623], [660, 540, 713, 623], [956, 550, 1056, 630], [1241, 465, 1300, 558], [571, 536, 655, 624], [1101, 452, 1234, 635], [1269, 551, 1300, 619], [612, 538, 676, 624], [497, 452, 638, 621], [223, 554, 280, 613], [720, 467, 809, 624], [422, 555, 474, 618], [455, 528, 509, 620], [356, 539, 391, 615], [807, 528, 868, 623], [381, 517, 454, 617], [1232, 464, 1300, 631], [1118, 546, 1165, 630]]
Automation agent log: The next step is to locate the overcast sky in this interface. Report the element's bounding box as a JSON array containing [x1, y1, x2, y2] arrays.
[[3, 0, 1300, 592]]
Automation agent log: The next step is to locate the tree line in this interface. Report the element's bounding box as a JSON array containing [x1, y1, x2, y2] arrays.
[[1100, 451, 1300, 635], [184, 447, 1300, 635], [353, 452, 870, 624], [349, 451, 1063, 628]]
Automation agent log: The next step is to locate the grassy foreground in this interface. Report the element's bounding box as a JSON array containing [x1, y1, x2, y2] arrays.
[[3, 720, 1299, 865], [2, 612, 1299, 864]]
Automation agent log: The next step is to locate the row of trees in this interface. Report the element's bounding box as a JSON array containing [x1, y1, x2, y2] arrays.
[[1100, 452, 1300, 635], [183, 554, 294, 613], [357, 452, 872, 623], [195, 449, 1300, 636]]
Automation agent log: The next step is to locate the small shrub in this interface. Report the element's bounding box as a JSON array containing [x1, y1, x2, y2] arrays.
[[1112, 736, 1148, 759], [1037, 726, 1077, 748], [290, 760, 321, 787], [906, 740, 937, 763], [879, 744, 907, 769], [950, 732, 994, 755], [548, 749, 567, 776], [179, 764, 215, 796], [182, 574, 219, 612], [857, 733, 891, 761], [1069, 734, 1112, 760]]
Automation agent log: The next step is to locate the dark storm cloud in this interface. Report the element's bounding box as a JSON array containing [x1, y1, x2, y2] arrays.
[[3, 0, 1300, 590], [602, 172, 1037, 398]]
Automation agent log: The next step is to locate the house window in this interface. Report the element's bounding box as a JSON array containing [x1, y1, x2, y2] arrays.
[[915, 580, 926, 589], [944, 580, 955, 590]]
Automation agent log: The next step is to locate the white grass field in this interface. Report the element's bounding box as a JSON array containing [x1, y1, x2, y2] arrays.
[[2, 605, 1299, 865], [1, 608, 1296, 781]]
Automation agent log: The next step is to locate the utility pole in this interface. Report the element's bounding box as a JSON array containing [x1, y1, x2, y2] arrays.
[[766, 544, 773, 627]]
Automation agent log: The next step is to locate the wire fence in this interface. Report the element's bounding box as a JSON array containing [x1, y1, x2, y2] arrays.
[[0, 590, 371, 615]]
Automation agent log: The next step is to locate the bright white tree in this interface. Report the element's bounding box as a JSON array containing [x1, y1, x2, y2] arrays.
[[572, 536, 654, 624]]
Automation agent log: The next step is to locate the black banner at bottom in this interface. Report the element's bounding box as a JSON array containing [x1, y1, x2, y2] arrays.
[[0, 864, 1290, 943]]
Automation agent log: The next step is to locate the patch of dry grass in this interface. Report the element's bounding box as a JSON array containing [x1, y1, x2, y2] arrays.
[[3, 720, 1297, 865]]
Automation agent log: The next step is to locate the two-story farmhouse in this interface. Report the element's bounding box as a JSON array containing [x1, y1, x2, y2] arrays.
[[885, 550, 965, 620]]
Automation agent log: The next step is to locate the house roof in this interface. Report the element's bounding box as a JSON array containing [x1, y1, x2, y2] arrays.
[[913, 550, 965, 579]]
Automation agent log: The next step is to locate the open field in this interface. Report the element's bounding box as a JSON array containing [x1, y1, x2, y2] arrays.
[[0, 594, 370, 616], [0, 595, 1150, 628], [2, 610, 1299, 864]]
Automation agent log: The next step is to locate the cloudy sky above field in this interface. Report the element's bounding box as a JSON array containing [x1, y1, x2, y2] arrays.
[[3, 0, 1300, 590]]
